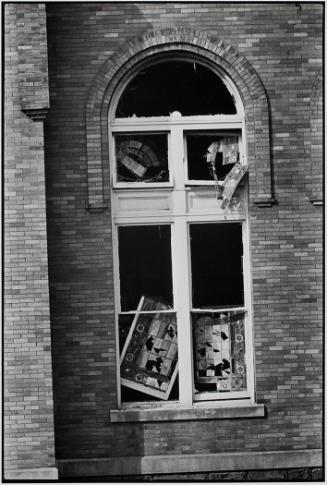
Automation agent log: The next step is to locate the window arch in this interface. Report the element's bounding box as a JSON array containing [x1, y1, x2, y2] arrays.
[[110, 56, 255, 407], [115, 60, 238, 117], [85, 30, 273, 211]]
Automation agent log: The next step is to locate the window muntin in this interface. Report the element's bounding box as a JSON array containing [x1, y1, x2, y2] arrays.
[[111, 59, 253, 408]]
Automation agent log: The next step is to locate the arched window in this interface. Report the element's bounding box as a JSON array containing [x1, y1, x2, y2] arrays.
[[110, 58, 254, 408]]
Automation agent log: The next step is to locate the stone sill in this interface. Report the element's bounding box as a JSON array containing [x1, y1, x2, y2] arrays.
[[110, 402, 265, 422]]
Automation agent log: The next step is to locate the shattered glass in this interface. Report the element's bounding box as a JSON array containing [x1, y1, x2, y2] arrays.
[[192, 311, 246, 394], [186, 132, 240, 181], [115, 134, 168, 183]]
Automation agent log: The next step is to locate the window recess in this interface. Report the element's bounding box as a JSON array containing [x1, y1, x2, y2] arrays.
[[111, 59, 254, 410]]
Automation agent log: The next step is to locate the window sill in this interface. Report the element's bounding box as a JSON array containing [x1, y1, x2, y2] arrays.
[[110, 401, 265, 423]]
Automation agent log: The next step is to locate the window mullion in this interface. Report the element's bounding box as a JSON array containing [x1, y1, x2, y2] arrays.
[[172, 219, 193, 407], [170, 125, 193, 406]]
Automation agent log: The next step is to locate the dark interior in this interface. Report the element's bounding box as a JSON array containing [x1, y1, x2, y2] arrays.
[[190, 223, 244, 308], [118, 225, 173, 311], [186, 132, 240, 181], [116, 60, 237, 117]]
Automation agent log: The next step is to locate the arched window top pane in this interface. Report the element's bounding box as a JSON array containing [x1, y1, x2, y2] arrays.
[[115, 61, 237, 118]]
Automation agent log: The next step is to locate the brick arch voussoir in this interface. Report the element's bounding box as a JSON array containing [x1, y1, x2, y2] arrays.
[[85, 29, 273, 210]]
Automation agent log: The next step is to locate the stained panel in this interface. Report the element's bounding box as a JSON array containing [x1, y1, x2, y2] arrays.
[[115, 134, 168, 183], [192, 311, 246, 395], [120, 296, 178, 401]]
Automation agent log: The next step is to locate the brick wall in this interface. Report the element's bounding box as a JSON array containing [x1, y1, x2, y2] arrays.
[[43, 1, 323, 469], [4, 3, 57, 479]]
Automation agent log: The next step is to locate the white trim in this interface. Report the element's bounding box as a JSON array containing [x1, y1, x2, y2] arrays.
[[171, 219, 193, 405], [111, 115, 243, 130], [112, 222, 122, 407], [242, 215, 255, 399]]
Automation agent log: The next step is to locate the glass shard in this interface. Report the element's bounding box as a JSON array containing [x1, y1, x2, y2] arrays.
[[186, 132, 241, 181]]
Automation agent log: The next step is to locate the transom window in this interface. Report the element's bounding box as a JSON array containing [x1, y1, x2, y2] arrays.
[[110, 59, 254, 408]]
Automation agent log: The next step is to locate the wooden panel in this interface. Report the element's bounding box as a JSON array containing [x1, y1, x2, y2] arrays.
[[114, 191, 171, 213], [187, 187, 245, 214]]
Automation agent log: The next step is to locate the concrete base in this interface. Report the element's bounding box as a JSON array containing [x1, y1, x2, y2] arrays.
[[58, 449, 322, 478], [5, 466, 58, 480]]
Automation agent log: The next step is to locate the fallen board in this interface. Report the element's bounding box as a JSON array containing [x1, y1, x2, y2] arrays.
[[120, 296, 178, 400]]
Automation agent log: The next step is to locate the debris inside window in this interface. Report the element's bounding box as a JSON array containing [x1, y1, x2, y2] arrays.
[[220, 162, 248, 209], [192, 311, 246, 393], [120, 296, 178, 401], [116, 61, 236, 117], [186, 132, 240, 181], [118, 225, 173, 311], [115, 134, 168, 183], [186, 132, 247, 207], [190, 223, 244, 309]]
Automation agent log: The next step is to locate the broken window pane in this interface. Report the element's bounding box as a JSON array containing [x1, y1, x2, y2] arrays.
[[190, 223, 244, 308], [115, 134, 168, 183], [120, 296, 178, 402], [186, 132, 241, 181], [192, 311, 246, 395], [118, 225, 173, 312], [116, 61, 236, 117]]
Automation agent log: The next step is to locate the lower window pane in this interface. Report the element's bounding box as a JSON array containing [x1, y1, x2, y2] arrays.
[[192, 311, 246, 396], [119, 296, 178, 402]]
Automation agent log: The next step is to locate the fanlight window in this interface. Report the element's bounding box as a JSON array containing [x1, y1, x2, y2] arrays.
[[116, 61, 237, 117], [110, 59, 253, 407]]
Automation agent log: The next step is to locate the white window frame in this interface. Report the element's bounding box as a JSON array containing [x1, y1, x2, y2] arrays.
[[109, 67, 255, 410]]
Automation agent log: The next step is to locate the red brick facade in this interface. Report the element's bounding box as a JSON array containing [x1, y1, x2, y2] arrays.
[[4, 2, 323, 480]]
